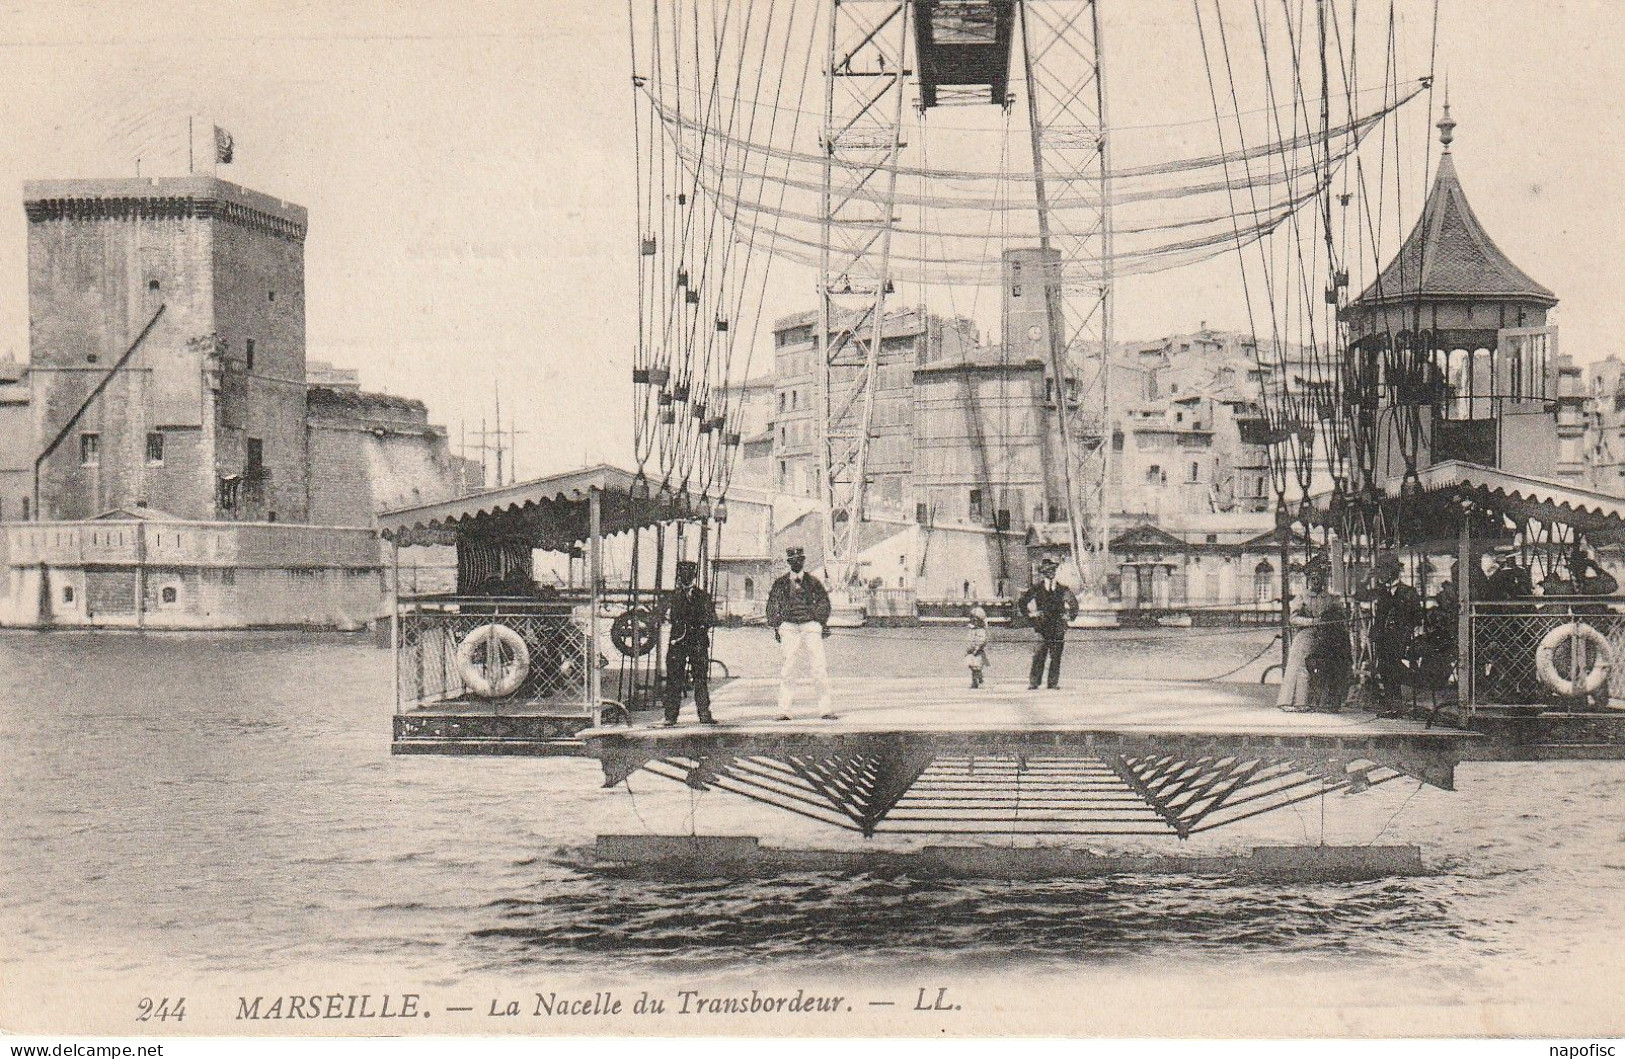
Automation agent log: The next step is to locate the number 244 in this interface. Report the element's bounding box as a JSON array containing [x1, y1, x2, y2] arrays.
[[136, 997, 186, 1022]]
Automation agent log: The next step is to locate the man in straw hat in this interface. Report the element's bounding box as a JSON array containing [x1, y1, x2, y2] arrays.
[[1017, 555, 1079, 690], [765, 545, 836, 720], [660, 559, 717, 727]]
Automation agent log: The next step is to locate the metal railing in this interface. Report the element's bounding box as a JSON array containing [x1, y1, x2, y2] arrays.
[[1469, 599, 1625, 708], [395, 596, 592, 715]]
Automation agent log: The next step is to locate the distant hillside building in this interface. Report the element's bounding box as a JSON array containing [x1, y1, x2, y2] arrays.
[[0, 176, 472, 628]]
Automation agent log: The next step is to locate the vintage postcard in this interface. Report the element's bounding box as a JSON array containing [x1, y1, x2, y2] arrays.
[[2, 0, 1624, 1044]]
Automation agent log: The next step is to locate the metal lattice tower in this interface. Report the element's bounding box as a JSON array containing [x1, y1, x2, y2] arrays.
[[816, 0, 912, 614], [1017, 0, 1114, 595], [815, 0, 1114, 606]]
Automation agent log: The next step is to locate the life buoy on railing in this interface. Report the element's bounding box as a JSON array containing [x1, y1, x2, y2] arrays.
[[456, 623, 531, 698], [610, 606, 659, 657], [1535, 622, 1612, 697]]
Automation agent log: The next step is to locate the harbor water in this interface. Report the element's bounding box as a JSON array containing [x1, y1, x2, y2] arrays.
[[3, 625, 1624, 1033]]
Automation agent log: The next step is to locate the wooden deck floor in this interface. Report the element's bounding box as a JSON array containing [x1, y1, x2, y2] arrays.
[[586, 675, 1458, 741]]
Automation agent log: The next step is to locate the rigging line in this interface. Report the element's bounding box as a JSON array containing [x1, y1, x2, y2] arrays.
[[637, 72, 1417, 134], [669, 133, 1376, 213], [716, 0, 821, 499], [707, 0, 795, 499], [1270, 0, 1327, 469], [1255, 0, 1321, 436], [679, 163, 1335, 242], [1212, 0, 1292, 471], [729, 230, 1257, 286], [706, 0, 797, 500], [668, 0, 740, 489], [642, 84, 1421, 185], [652, 2, 689, 484], [690, 0, 776, 497], [631, 0, 659, 471], [704, 200, 1294, 270], [664, 0, 736, 405]]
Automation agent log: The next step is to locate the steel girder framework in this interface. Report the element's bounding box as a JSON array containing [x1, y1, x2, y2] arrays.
[[592, 730, 1463, 838], [813, 1, 1115, 601], [1018, 0, 1114, 593], [817, 0, 912, 605]]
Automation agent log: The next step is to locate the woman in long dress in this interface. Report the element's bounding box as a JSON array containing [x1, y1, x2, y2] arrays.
[[1278, 568, 1333, 711]]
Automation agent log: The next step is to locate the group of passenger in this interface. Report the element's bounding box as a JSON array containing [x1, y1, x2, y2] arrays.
[[1276, 544, 1620, 716], [657, 549, 1086, 726]]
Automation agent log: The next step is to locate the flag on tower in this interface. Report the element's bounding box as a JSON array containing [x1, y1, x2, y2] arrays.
[[214, 126, 234, 165]]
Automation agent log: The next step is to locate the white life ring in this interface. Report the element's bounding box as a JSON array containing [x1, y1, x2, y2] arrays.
[[1535, 622, 1613, 697], [456, 623, 531, 698]]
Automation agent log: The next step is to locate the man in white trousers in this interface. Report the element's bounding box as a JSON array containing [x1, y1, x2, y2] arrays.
[[764, 545, 836, 721]]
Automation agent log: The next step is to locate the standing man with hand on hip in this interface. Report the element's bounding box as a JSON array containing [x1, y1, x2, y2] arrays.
[[1018, 555, 1078, 690], [766, 545, 836, 720], [660, 560, 717, 727]]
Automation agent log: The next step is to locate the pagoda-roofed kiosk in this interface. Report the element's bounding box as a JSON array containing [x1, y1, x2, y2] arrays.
[[1345, 104, 1561, 485], [378, 465, 703, 755]]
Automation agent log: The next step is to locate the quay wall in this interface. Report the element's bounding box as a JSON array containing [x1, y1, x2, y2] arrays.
[[0, 519, 382, 629]]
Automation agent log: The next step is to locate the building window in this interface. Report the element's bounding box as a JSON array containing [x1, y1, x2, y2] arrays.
[[1254, 560, 1275, 603], [1188, 462, 1201, 483], [268, 290, 276, 302], [968, 489, 984, 520], [21, 498, 28, 520], [146, 432, 164, 465], [1011, 285, 1022, 297], [246, 438, 264, 474], [148, 278, 160, 291], [80, 433, 99, 467], [160, 586, 178, 604], [1146, 464, 1161, 485], [743, 576, 755, 599], [63, 586, 74, 603], [245, 339, 256, 371]]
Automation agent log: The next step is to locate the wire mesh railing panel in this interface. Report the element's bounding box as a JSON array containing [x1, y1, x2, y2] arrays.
[[397, 599, 591, 714], [1470, 601, 1625, 707]]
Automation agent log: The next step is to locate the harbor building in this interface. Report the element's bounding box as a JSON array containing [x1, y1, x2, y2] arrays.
[[0, 176, 472, 628]]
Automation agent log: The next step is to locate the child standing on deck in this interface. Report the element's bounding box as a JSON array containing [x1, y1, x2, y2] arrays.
[[965, 606, 990, 688]]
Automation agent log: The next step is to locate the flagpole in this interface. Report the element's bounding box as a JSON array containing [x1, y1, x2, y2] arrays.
[[188, 116, 193, 174]]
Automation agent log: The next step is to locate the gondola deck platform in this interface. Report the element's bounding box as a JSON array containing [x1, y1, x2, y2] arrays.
[[576, 676, 1476, 838]]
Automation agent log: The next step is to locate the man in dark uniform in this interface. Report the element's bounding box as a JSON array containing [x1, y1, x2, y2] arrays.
[[1355, 550, 1422, 715], [765, 545, 835, 720], [1017, 555, 1079, 690], [661, 560, 717, 727]]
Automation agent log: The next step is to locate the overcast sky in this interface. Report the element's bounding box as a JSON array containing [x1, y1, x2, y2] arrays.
[[0, 1, 1618, 480]]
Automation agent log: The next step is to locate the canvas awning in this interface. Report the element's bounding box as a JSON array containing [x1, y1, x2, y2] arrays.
[[378, 464, 705, 551], [1403, 461, 1625, 541], [1306, 461, 1625, 546]]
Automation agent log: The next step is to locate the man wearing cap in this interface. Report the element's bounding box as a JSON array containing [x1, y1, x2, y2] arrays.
[[765, 545, 835, 720], [1017, 556, 1079, 690], [661, 559, 717, 727]]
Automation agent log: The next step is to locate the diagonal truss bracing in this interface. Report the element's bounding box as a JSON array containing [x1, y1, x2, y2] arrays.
[[599, 732, 1457, 838], [1019, 0, 1114, 592], [818, 0, 912, 603]]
